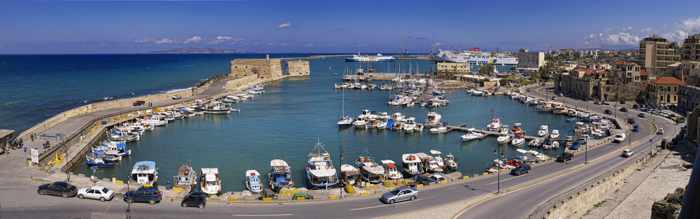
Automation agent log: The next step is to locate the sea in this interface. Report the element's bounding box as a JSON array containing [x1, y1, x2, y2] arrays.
[[0, 54, 574, 191]]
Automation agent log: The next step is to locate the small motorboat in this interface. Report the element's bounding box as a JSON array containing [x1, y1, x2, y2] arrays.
[[131, 161, 158, 186], [537, 125, 549, 137], [245, 170, 263, 193], [173, 162, 197, 189], [401, 153, 423, 176], [511, 137, 526, 147], [337, 116, 354, 127], [200, 168, 222, 195], [430, 126, 448, 134], [381, 160, 403, 180], [356, 156, 385, 184], [528, 138, 544, 147], [497, 135, 511, 144], [550, 129, 560, 139], [353, 119, 368, 129], [430, 150, 446, 171], [461, 129, 486, 141], [269, 159, 294, 192]]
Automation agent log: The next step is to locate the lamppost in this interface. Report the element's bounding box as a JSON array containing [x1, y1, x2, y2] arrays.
[[495, 143, 504, 194], [126, 180, 131, 217]]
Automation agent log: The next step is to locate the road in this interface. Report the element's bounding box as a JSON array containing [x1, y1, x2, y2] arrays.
[[0, 85, 679, 219]]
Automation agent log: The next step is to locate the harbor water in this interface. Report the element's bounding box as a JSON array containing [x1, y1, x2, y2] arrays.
[[70, 56, 574, 191]]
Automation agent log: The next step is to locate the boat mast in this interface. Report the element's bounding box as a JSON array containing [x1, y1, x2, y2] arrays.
[[341, 67, 346, 117]]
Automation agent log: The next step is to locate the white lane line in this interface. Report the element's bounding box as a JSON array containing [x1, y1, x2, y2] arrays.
[[350, 205, 387, 211], [232, 213, 294, 217]]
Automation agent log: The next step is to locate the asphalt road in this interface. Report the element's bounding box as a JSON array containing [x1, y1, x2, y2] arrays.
[[0, 85, 678, 219]]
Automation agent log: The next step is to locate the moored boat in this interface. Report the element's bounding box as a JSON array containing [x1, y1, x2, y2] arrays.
[[305, 140, 340, 189], [340, 164, 360, 186], [380, 160, 403, 180], [356, 156, 385, 184], [200, 168, 222, 195], [244, 170, 263, 193], [131, 161, 158, 186], [269, 159, 294, 192], [401, 153, 423, 176]]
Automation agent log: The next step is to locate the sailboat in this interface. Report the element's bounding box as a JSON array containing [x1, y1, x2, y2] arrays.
[[337, 67, 354, 127]]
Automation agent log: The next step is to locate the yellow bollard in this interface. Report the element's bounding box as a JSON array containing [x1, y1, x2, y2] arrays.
[[262, 197, 273, 202], [462, 176, 470, 181], [328, 194, 338, 200], [416, 184, 424, 189], [227, 196, 237, 204]]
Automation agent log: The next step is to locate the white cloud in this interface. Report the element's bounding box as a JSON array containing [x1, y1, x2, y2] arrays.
[[663, 17, 700, 42], [155, 38, 175, 44], [278, 21, 291, 29], [216, 36, 233, 41], [606, 32, 641, 45], [184, 35, 202, 44]]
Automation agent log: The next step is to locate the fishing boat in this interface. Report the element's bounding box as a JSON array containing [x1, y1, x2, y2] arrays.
[[131, 161, 158, 186], [444, 154, 459, 172], [550, 129, 560, 139], [104, 140, 130, 157], [487, 117, 502, 131], [416, 152, 442, 173], [426, 112, 443, 128], [430, 150, 446, 171], [511, 123, 526, 147], [268, 159, 294, 192], [401, 153, 423, 176], [380, 160, 403, 180], [85, 153, 115, 168], [200, 168, 222, 195], [172, 162, 197, 189], [537, 125, 549, 137], [244, 170, 263, 193], [305, 140, 340, 189], [528, 138, 544, 147], [461, 128, 486, 141], [204, 102, 231, 114], [402, 117, 418, 133], [356, 156, 385, 184], [340, 164, 360, 186]]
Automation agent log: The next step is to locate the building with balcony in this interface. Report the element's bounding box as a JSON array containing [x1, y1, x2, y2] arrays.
[[640, 36, 681, 74], [648, 76, 684, 108]]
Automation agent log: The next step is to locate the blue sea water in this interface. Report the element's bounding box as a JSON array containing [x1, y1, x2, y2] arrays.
[[0, 54, 302, 132], [47, 55, 574, 191]]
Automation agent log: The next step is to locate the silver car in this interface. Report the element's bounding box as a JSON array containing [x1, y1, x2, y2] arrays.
[[380, 186, 418, 204]]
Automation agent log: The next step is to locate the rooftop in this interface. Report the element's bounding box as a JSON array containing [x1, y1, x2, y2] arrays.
[[654, 76, 684, 86]]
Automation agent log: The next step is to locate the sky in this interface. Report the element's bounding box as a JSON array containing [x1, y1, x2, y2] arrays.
[[1, 0, 700, 54]]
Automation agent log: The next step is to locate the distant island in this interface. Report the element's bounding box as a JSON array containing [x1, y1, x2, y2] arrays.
[[151, 48, 240, 54]]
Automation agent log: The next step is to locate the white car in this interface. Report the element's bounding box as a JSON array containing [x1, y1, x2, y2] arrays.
[[77, 186, 115, 202], [621, 149, 633, 158]]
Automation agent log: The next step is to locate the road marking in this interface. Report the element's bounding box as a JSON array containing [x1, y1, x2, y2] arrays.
[[350, 205, 388, 211], [232, 213, 294, 217]]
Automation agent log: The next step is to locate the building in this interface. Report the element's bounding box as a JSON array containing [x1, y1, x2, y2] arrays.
[[648, 76, 684, 108], [640, 36, 681, 74], [436, 62, 469, 79], [688, 107, 700, 145], [515, 49, 546, 70], [681, 34, 700, 61], [230, 56, 310, 79], [556, 68, 607, 101], [436, 49, 518, 74], [612, 61, 643, 83], [678, 85, 700, 115], [680, 61, 700, 85]]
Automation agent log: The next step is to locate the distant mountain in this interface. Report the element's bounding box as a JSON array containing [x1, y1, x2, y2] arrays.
[[151, 48, 239, 54]]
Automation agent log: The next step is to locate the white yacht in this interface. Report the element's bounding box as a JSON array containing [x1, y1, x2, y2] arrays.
[[402, 117, 418, 133], [305, 140, 340, 189], [130, 161, 158, 186], [352, 119, 368, 129], [430, 126, 448, 134], [380, 160, 403, 180], [430, 150, 446, 171], [444, 154, 458, 172], [337, 116, 354, 127], [511, 138, 525, 147], [487, 117, 502, 131]]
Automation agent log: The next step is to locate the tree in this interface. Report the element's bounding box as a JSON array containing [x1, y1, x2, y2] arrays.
[[479, 64, 495, 76]]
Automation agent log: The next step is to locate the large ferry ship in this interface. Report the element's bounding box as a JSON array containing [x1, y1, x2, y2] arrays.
[[345, 53, 396, 62]]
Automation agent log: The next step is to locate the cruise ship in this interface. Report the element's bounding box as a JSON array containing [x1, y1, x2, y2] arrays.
[[345, 53, 396, 62]]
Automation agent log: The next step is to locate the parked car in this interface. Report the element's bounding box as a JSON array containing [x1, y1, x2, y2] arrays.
[[621, 149, 633, 158], [638, 113, 646, 118], [510, 164, 530, 176], [556, 152, 574, 163], [124, 186, 162, 204], [632, 125, 640, 133], [604, 109, 612, 115], [171, 95, 182, 100], [627, 118, 636, 124], [413, 174, 438, 185], [77, 186, 114, 202], [430, 173, 447, 183], [619, 107, 628, 112], [380, 186, 418, 204], [132, 100, 145, 106], [37, 181, 77, 198], [181, 191, 207, 208]]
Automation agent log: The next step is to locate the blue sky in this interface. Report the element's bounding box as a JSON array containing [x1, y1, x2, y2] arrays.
[[1, 0, 700, 54]]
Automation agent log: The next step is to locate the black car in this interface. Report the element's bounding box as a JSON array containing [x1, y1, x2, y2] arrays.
[[556, 152, 574, 163], [627, 118, 636, 124], [632, 124, 640, 132], [619, 107, 628, 112], [181, 191, 207, 208], [124, 186, 162, 204], [37, 181, 77, 198], [413, 174, 438, 185], [510, 164, 531, 176], [638, 113, 646, 118], [604, 109, 612, 115]]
